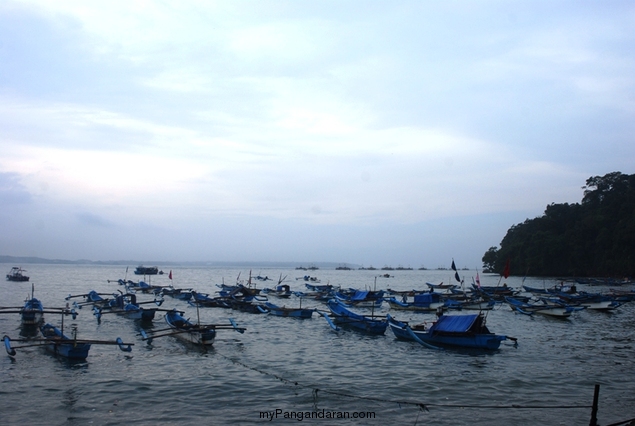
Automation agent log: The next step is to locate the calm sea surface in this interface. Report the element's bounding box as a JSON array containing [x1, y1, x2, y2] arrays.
[[1, 264, 633, 425]]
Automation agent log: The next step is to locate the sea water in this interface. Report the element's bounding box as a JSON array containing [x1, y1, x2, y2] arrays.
[[0, 264, 633, 425]]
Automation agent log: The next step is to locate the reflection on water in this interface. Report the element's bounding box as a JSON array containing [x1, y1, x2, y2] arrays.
[[0, 264, 633, 425]]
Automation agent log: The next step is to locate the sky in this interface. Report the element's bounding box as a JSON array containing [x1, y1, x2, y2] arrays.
[[1, 1, 634, 269]]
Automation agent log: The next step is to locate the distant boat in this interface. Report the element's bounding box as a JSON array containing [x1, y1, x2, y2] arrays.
[[134, 266, 160, 275], [6, 267, 29, 282]]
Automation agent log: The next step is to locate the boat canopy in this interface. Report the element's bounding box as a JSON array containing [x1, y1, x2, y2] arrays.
[[431, 314, 479, 333], [413, 293, 441, 304], [351, 291, 369, 301]]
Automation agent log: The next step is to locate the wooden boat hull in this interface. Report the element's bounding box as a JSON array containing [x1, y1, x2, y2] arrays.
[[327, 300, 387, 335], [511, 305, 572, 317], [21, 298, 44, 325], [582, 301, 620, 310], [122, 306, 157, 321], [40, 324, 91, 360], [229, 300, 269, 314], [387, 298, 444, 312], [265, 303, 313, 318], [165, 311, 216, 346]]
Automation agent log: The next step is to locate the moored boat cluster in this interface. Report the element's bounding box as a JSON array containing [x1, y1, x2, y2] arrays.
[[3, 265, 633, 360]]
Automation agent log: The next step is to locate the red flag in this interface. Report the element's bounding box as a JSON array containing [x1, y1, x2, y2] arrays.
[[476, 272, 481, 288], [502, 259, 510, 279], [169, 270, 173, 280]]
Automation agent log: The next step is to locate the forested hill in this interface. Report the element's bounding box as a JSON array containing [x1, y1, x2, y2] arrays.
[[482, 172, 635, 278]]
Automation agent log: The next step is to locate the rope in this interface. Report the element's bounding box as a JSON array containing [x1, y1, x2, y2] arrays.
[[605, 417, 635, 426], [216, 351, 592, 411]]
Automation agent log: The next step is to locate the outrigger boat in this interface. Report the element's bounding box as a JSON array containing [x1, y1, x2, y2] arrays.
[[114, 279, 165, 294], [297, 275, 321, 283], [304, 283, 334, 293], [188, 291, 232, 308], [426, 282, 457, 290], [386, 313, 512, 350], [65, 290, 116, 309], [0, 285, 72, 327], [334, 289, 384, 308], [504, 296, 585, 318], [554, 292, 622, 311], [93, 293, 166, 322], [20, 296, 44, 325], [3, 316, 133, 360], [161, 286, 193, 301], [140, 309, 245, 347], [264, 302, 314, 318], [387, 292, 446, 312], [320, 299, 387, 335], [262, 284, 292, 298], [229, 299, 269, 314]]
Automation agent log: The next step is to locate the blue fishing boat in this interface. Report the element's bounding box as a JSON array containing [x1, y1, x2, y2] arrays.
[[264, 302, 314, 318], [21, 296, 44, 325], [3, 323, 133, 360], [0, 285, 74, 327], [189, 291, 232, 308], [323, 299, 387, 334], [98, 293, 160, 321], [121, 280, 164, 294], [164, 310, 217, 346], [161, 286, 193, 301], [386, 292, 445, 312], [262, 284, 292, 298], [386, 313, 511, 350], [504, 296, 584, 318], [65, 290, 115, 310], [39, 324, 93, 359], [229, 299, 269, 314], [304, 283, 333, 292], [555, 292, 621, 311], [335, 289, 384, 308], [297, 275, 321, 283]]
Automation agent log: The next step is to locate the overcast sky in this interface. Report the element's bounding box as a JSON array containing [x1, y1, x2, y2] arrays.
[[1, 1, 633, 269]]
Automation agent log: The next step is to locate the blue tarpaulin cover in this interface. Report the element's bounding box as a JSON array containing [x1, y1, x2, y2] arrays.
[[351, 291, 369, 301], [431, 314, 478, 333], [413, 293, 441, 304]]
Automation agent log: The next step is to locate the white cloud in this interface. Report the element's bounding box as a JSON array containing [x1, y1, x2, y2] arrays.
[[1, 0, 633, 264]]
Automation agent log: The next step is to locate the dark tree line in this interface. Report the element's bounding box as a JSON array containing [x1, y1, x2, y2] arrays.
[[482, 172, 635, 277]]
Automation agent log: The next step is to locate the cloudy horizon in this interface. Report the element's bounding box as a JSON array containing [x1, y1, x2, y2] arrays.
[[1, 1, 633, 269]]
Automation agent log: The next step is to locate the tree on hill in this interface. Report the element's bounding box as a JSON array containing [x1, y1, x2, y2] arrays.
[[483, 172, 635, 277]]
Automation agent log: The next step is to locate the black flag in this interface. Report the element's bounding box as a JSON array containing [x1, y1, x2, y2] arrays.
[[451, 259, 460, 282]]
